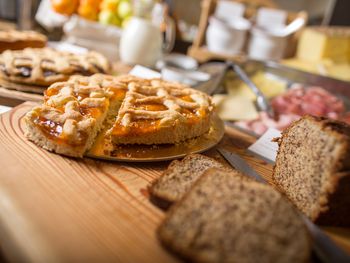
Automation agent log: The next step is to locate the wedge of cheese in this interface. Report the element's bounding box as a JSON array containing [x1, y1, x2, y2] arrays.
[[225, 71, 286, 100], [212, 94, 258, 121], [297, 27, 350, 63]]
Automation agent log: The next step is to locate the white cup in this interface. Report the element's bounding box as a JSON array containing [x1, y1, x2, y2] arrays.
[[206, 16, 251, 56], [248, 26, 287, 61]]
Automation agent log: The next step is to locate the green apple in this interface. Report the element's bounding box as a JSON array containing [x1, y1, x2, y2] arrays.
[[117, 0, 132, 19], [99, 10, 121, 26]]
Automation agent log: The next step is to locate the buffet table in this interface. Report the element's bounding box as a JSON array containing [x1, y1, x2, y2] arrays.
[[0, 100, 349, 262], [0, 13, 350, 261]]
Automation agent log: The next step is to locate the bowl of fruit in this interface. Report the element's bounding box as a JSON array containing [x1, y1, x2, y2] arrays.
[[51, 0, 133, 29]]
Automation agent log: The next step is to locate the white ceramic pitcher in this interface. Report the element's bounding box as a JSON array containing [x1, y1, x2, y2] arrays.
[[119, 2, 175, 67]]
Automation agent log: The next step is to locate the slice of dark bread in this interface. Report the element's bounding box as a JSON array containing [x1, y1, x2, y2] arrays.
[[158, 168, 311, 263], [149, 154, 228, 208], [273, 115, 350, 226]]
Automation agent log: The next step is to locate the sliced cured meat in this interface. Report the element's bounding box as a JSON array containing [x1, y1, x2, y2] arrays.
[[238, 84, 349, 135]]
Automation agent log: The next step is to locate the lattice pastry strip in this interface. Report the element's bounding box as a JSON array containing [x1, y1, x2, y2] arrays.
[[117, 82, 209, 122]]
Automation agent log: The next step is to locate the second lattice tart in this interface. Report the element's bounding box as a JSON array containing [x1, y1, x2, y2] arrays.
[[0, 47, 110, 87], [24, 74, 214, 157]]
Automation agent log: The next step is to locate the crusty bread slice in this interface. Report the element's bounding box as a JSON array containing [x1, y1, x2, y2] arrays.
[[273, 115, 350, 226], [158, 168, 311, 263], [149, 154, 228, 208]]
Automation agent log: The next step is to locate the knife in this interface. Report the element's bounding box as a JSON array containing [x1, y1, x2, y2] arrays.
[[217, 148, 350, 263]]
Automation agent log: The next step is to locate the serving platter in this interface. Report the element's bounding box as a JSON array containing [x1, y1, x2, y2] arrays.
[[86, 113, 225, 162]]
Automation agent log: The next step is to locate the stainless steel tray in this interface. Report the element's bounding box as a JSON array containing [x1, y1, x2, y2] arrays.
[[241, 60, 350, 112], [197, 60, 350, 136], [241, 60, 350, 100], [197, 60, 350, 99]]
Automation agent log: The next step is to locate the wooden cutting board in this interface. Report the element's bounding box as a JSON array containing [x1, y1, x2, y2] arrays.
[[0, 102, 349, 263]]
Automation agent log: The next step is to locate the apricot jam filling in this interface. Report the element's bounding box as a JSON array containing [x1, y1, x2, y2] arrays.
[[179, 95, 195, 102], [44, 88, 59, 98], [34, 116, 63, 138], [110, 88, 127, 101], [112, 119, 162, 137], [33, 116, 87, 146], [79, 106, 103, 118]]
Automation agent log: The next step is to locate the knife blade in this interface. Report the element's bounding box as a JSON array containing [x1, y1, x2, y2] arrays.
[[217, 148, 266, 184], [217, 148, 350, 263]]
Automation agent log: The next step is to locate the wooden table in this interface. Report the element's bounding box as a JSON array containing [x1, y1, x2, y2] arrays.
[[0, 102, 349, 262]]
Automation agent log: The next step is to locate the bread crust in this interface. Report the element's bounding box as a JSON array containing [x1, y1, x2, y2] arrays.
[[273, 115, 350, 226]]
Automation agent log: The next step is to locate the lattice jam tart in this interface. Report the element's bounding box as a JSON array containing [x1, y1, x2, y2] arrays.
[[108, 78, 213, 145], [0, 48, 110, 86], [24, 74, 214, 157]]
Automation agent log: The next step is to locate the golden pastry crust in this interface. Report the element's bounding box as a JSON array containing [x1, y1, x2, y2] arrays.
[[24, 74, 214, 157], [0, 48, 110, 86]]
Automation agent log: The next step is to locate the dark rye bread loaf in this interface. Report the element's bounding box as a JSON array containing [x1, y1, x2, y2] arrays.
[[273, 115, 350, 226], [149, 154, 227, 208], [158, 168, 311, 263]]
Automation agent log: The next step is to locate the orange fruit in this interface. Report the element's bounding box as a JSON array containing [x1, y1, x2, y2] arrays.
[[78, 0, 102, 20], [51, 0, 79, 15]]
